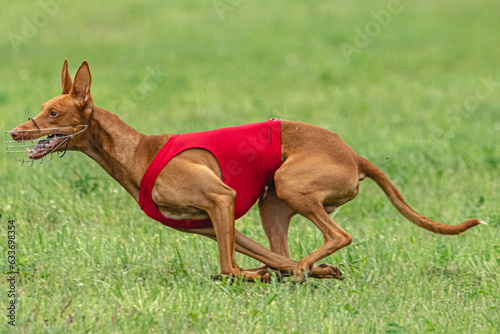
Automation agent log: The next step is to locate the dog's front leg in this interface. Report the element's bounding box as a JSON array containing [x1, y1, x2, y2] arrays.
[[202, 185, 266, 281], [206, 187, 241, 277], [182, 226, 297, 277]]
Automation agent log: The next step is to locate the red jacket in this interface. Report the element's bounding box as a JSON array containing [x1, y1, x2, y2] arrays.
[[139, 119, 282, 229]]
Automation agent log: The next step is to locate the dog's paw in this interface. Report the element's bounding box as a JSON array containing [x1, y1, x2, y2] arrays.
[[309, 264, 344, 280], [213, 270, 273, 283]]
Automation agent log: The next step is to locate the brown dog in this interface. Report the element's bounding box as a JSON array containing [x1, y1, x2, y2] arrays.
[[9, 60, 484, 282]]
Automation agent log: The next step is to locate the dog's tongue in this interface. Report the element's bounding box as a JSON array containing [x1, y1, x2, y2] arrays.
[[28, 140, 49, 159], [28, 136, 63, 159]]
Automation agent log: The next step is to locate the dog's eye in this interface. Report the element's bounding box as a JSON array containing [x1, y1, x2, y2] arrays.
[[50, 111, 58, 117]]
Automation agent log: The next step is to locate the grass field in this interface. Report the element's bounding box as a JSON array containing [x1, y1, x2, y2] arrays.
[[1, 0, 499, 332]]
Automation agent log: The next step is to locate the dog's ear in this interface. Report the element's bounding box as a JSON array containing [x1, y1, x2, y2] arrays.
[[71, 61, 92, 104], [61, 59, 73, 94]]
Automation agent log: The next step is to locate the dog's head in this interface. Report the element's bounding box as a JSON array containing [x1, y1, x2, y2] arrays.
[[9, 60, 95, 160]]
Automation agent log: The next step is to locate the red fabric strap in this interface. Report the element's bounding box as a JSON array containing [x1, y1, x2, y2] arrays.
[[139, 119, 282, 229]]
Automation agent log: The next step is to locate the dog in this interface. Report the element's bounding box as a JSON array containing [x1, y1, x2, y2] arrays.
[[9, 60, 484, 282]]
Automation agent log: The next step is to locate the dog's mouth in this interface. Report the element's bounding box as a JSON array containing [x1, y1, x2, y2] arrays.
[[28, 133, 68, 159], [5, 125, 89, 166]]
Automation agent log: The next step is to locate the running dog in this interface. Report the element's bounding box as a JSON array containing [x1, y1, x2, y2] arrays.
[[9, 60, 484, 281]]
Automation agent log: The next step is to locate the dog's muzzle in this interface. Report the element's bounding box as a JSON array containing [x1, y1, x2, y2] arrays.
[[4, 125, 87, 166], [5, 106, 95, 166]]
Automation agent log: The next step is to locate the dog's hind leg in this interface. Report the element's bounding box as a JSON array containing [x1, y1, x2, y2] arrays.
[[258, 185, 295, 259], [228, 187, 296, 277], [273, 161, 358, 280], [293, 206, 351, 280], [256, 184, 345, 280]]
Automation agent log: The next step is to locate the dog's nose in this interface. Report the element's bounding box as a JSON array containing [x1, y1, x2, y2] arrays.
[[10, 129, 22, 141]]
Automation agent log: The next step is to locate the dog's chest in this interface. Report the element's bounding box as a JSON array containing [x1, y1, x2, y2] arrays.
[[158, 206, 210, 221]]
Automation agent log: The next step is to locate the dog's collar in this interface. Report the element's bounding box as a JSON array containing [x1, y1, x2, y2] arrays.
[[86, 106, 95, 127]]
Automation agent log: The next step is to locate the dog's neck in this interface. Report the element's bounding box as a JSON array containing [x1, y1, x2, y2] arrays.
[[74, 107, 168, 202]]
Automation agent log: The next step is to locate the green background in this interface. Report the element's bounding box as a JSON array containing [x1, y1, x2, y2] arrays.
[[1, 0, 499, 332]]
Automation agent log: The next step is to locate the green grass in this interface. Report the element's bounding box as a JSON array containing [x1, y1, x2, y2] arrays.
[[1, 0, 499, 332]]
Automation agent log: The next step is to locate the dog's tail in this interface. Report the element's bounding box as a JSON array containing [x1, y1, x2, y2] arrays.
[[357, 156, 484, 235]]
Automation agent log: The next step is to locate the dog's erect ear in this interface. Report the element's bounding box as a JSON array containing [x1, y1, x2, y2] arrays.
[[71, 61, 92, 104], [61, 59, 73, 94]]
